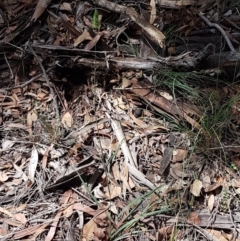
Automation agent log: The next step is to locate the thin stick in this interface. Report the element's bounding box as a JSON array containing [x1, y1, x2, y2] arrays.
[[5, 67, 54, 91], [4, 53, 14, 79], [28, 44, 60, 120], [198, 12, 236, 52]]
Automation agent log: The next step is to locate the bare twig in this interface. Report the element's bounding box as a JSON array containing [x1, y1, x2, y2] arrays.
[[4, 53, 14, 79], [198, 12, 236, 52], [5, 67, 54, 91], [28, 44, 60, 120], [224, 17, 240, 32]]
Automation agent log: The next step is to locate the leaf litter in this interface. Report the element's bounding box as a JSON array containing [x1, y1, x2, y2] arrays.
[[1, 0, 240, 240]]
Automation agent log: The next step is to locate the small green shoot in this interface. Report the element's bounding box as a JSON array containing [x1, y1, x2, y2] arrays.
[[92, 9, 99, 31]]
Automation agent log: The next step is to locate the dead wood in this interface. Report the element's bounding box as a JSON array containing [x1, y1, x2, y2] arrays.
[[92, 0, 165, 48], [166, 209, 240, 230], [30, 43, 214, 71], [202, 51, 240, 69]]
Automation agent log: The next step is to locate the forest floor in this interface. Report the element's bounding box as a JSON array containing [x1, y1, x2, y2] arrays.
[[1, 0, 240, 240]]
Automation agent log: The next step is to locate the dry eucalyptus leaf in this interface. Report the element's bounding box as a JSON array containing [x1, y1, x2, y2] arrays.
[[84, 34, 102, 50], [104, 183, 122, 200], [14, 213, 27, 224], [0, 172, 8, 182], [208, 194, 215, 212], [61, 111, 73, 128], [74, 30, 93, 47], [28, 146, 38, 184], [190, 179, 203, 197], [121, 78, 131, 89], [2, 140, 15, 151]]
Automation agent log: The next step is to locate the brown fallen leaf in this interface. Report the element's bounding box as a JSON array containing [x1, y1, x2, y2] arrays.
[[74, 29, 93, 47], [84, 34, 102, 50], [158, 226, 176, 241], [204, 176, 224, 192], [7, 204, 27, 213], [172, 149, 188, 163], [187, 212, 201, 225], [82, 219, 98, 241]]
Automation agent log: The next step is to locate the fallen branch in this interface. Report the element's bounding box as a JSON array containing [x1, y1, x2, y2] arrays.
[[28, 44, 60, 120], [92, 0, 165, 48], [198, 12, 236, 52], [29, 43, 213, 71]]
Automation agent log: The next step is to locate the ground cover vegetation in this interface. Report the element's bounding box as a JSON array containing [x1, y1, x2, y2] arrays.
[[1, 0, 240, 240]]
